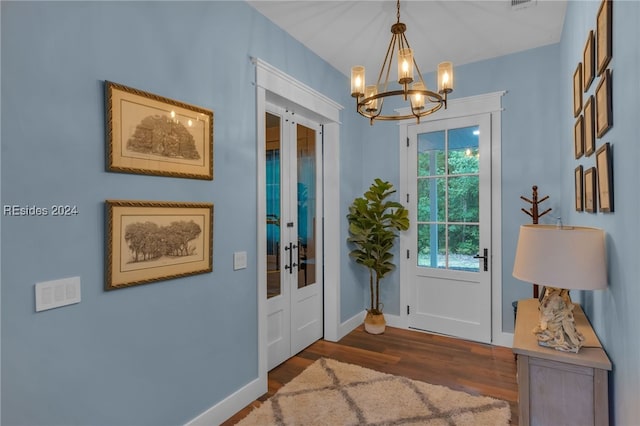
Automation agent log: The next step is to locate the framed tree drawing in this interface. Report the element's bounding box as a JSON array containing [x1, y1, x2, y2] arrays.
[[574, 115, 584, 159], [575, 165, 584, 212], [583, 30, 595, 91], [595, 69, 613, 138], [583, 95, 595, 156], [584, 167, 596, 213], [573, 63, 583, 117], [596, 0, 612, 76], [596, 142, 614, 212], [105, 200, 214, 290], [106, 81, 214, 180]]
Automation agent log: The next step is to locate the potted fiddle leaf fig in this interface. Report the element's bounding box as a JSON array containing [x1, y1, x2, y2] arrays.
[[347, 178, 409, 334]]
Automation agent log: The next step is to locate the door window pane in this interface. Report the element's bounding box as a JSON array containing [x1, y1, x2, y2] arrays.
[[448, 224, 479, 272], [448, 126, 479, 175], [417, 223, 446, 268], [417, 177, 445, 222], [448, 176, 479, 222], [418, 131, 446, 176], [297, 124, 316, 288], [266, 112, 281, 298]]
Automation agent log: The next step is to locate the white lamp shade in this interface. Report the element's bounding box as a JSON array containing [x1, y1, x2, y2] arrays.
[[513, 225, 607, 290]]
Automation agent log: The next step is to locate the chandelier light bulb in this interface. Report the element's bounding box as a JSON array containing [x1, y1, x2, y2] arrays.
[[351, 65, 365, 97]]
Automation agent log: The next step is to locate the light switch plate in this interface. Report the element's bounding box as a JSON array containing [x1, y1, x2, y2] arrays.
[[35, 276, 81, 312], [233, 251, 247, 270]]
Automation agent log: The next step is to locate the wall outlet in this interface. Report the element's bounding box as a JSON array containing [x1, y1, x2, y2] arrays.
[[35, 276, 81, 312]]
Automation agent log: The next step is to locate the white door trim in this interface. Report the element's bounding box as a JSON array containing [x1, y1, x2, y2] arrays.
[[398, 91, 512, 347], [254, 58, 343, 387]]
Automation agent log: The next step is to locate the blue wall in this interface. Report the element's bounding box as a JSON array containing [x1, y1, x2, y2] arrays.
[[559, 1, 640, 423], [0, 2, 360, 425]]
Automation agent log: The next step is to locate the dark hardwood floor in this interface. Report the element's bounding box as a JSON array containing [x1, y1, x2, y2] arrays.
[[223, 325, 519, 425]]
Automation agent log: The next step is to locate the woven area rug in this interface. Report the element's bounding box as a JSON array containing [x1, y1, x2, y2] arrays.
[[237, 358, 510, 425]]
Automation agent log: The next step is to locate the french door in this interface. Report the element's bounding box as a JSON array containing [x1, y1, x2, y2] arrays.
[[404, 113, 492, 343], [265, 105, 323, 370]]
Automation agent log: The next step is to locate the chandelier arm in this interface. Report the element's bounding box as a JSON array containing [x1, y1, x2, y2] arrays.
[[377, 33, 397, 92]]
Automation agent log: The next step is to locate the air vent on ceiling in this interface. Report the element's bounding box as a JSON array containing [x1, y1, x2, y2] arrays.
[[511, 0, 537, 10]]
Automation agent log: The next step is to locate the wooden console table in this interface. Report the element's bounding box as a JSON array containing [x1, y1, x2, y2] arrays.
[[513, 299, 612, 426]]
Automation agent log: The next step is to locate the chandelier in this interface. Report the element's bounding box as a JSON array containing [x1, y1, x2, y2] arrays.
[[350, 0, 454, 124]]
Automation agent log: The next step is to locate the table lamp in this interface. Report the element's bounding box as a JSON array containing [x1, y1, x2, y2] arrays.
[[513, 224, 607, 353]]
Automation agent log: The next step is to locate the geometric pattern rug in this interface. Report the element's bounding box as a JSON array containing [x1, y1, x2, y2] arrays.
[[236, 357, 511, 425]]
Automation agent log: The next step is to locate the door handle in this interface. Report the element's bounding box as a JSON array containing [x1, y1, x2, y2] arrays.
[[284, 242, 298, 274], [473, 248, 489, 272]]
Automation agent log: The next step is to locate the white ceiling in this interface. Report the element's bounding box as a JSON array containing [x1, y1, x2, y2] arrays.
[[247, 0, 567, 79]]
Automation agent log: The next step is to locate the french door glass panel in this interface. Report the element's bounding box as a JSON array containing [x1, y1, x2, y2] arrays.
[[266, 113, 282, 298], [296, 124, 316, 288]]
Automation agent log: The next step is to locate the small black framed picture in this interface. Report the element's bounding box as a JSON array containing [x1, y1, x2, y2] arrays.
[[583, 96, 595, 156], [584, 167, 597, 213], [583, 30, 595, 91], [596, 0, 612, 76], [575, 165, 584, 212], [574, 115, 584, 159], [596, 142, 614, 212], [573, 63, 583, 117], [595, 69, 612, 138]]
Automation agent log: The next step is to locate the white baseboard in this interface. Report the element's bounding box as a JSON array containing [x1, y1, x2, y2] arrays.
[[333, 310, 365, 341], [382, 313, 404, 329], [185, 376, 266, 426], [492, 331, 514, 348]]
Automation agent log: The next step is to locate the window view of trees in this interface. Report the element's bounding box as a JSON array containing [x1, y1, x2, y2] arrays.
[[124, 220, 202, 263], [417, 127, 480, 271]]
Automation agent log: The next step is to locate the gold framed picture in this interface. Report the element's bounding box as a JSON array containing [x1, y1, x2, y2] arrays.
[[583, 96, 595, 156], [596, 142, 614, 212], [575, 165, 583, 212], [105, 200, 213, 290], [573, 63, 582, 117], [584, 167, 596, 213], [574, 115, 584, 159], [106, 81, 214, 180], [596, 0, 612, 76], [583, 30, 595, 91], [595, 69, 612, 138]]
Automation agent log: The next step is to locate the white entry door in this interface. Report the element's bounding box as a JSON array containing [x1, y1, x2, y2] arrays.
[[404, 114, 492, 343], [265, 106, 323, 370]]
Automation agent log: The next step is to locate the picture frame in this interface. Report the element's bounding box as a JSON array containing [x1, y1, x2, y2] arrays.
[[105, 200, 213, 290], [596, 142, 614, 212], [596, 0, 612, 76], [573, 63, 582, 117], [584, 167, 597, 213], [595, 69, 613, 138], [106, 81, 214, 180], [583, 95, 595, 156], [575, 165, 583, 212], [574, 115, 584, 159], [583, 30, 595, 91]]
